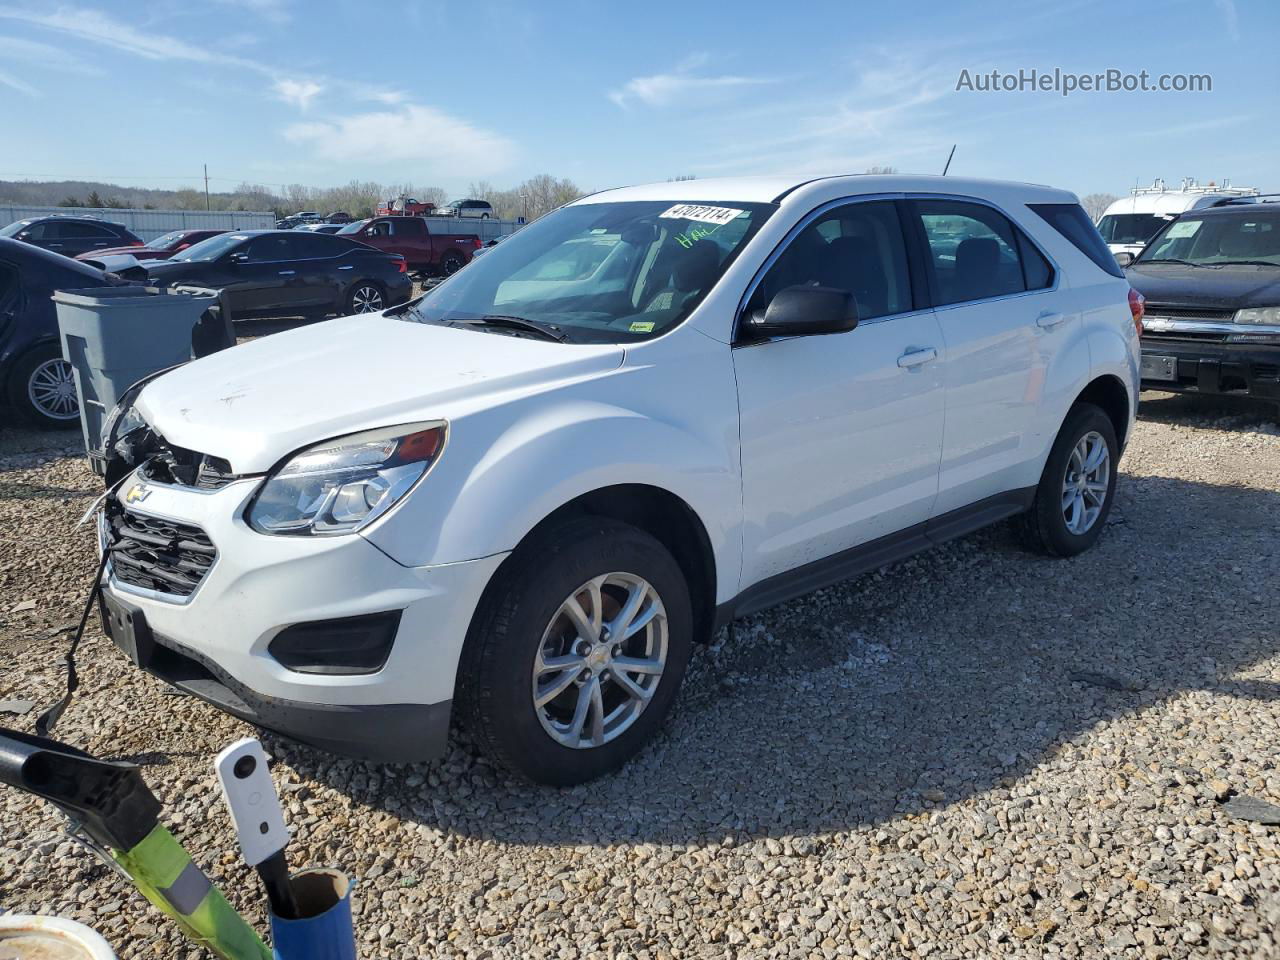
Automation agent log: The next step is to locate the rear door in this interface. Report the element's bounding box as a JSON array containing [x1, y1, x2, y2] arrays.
[[905, 198, 1063, 515], [733, 198, 946, 589], [53, 221, 120, 257]]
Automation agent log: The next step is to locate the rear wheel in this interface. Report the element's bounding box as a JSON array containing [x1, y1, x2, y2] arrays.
[[459, 517, 693, 785], [7, 344, 80, 429], [346, 282, 384, 314], [1021, 402, 1118, 557], [440, 252, 465, 276]]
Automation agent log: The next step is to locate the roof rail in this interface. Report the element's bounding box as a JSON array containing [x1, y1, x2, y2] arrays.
[[1209, 193, 1280, 207]]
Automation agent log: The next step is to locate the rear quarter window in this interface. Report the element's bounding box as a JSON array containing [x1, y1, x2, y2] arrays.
[[1028, 203, 1124, 278]]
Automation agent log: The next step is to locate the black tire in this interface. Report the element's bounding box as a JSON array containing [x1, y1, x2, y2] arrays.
[[6, 343, 80, 430], [480, 213, 490, 220], [1021, 402, 1119, 557], [440, 252, 465, 276], [345, 281, 385, 314], [459, 517, 693, 785]]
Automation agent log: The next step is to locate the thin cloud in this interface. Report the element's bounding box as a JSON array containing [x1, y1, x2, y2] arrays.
[[0, 34, 101, 74], [212, 0, 291, 24], [283, 103, 514, 176], [0, 65, 36, 95], [609, 54, 773, 108], [1214, 0, 1240, 40], [274, 77, 322, 110]]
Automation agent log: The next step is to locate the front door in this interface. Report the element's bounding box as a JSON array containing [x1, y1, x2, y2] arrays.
[[733, 198, 945, 590]]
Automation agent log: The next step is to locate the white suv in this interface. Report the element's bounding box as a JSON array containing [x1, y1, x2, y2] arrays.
[[98, 175, 1140, 785]]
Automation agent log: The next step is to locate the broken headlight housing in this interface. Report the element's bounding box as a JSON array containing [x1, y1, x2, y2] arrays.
[[247, 422, 446, 536]]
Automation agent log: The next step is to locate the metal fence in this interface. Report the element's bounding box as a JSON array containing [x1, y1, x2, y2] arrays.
[[0, 205, 276, 241]]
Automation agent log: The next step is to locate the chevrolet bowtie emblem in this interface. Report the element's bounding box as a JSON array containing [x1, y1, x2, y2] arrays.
[[124, 482, 152, 504]]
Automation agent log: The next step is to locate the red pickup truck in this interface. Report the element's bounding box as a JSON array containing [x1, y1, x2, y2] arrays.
[[339, 216, 480, 276]]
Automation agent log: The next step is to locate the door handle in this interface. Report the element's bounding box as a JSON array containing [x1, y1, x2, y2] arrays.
[[897, 347, 937, 369], [337, 265, 354, 270], [1036, 311, 1069, 330], [278, 270, 296, 276]]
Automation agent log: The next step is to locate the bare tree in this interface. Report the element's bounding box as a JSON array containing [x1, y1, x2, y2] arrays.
[[1081, 193, 1120, 222]]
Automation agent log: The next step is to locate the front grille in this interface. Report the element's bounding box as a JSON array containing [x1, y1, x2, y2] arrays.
[[106, 505, 216, 598], [1142, 330, 1229, 342], [139, 442, 238, 491], [1144, 305, 1236, 323]]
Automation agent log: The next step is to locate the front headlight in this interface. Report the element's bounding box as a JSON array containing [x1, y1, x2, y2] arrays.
[[1234, 306, 1280, 325], [247, 422, 446, 536], [100, 400, 147, 449]]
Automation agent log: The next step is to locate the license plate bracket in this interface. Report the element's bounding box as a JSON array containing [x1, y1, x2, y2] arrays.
[[101, 592, 156, 669], [1141, 354, 1178, 381]]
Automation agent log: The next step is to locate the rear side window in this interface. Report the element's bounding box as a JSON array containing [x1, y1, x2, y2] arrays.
[[912, 200, 1028, 305], [1028, 203, 1124, 278]]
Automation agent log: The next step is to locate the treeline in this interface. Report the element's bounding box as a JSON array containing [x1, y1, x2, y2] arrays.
[[2, 174, 587, 221]]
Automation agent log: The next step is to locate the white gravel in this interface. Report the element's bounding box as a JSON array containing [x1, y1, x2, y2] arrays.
[[2, 390, 1279, 959]]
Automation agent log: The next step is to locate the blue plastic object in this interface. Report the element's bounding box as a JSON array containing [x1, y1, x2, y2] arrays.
[[269, 869, 356, 960]]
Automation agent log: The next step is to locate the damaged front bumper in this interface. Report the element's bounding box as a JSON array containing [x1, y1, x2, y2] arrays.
[[98, 473, 506, 763]]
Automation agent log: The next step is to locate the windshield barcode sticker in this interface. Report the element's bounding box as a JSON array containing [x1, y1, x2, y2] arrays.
[[659, 204, 744, 226]]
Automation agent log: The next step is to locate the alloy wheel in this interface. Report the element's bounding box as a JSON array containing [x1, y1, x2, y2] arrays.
[[351, 285, 383, 313], [1061, 430, 1110, 535], [27, 358, 79, 421], [531, 572, 668, 749]]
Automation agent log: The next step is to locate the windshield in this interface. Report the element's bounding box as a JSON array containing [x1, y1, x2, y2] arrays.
[[1137, 211, 1280, 266], [0, 220, 32, 238], [338, 220, 369, 235], [169, 232, 250, 262], [147, 231, 184, 249], [406, 200, 774, 343], [1097, 213, 1170, 246]]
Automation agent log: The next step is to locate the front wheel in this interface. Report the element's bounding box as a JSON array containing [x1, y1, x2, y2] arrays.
[[459, 518, 693, 785], [346, 282, 384, 314], [1021, 402, 1119, 557], [7, 344, 80, 429]]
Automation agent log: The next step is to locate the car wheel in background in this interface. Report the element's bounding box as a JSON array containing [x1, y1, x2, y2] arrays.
[[1021, 402, 1119, 557], [8, 344, 80, 429], [346, 282, 385, 314], [440, 252, 465, 276], [459, 517, 693, 785]]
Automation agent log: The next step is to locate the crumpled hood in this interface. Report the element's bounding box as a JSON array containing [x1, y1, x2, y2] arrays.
[[136, 313, 624, 473]]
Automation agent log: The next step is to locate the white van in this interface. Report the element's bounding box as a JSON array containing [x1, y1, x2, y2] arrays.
[[1097, 178, 1259, 262], [96, 175, 1140, 784]]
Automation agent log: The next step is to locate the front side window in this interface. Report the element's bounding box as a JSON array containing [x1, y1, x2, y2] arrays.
[[913, 200, 1030, 305], [1138, 211, 1280, 267], [747, 200, 912, 322], [409, 200, 774, 343], [246, 235, 307, 261]]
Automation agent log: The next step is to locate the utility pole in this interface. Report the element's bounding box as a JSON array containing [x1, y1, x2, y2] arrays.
[[204, 164, 211, 210]]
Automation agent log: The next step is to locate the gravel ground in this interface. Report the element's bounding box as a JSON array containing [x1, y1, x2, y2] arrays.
[[2, 390, 1279, 959]]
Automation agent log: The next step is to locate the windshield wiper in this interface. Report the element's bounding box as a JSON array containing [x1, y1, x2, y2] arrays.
[[1138, 258, 1200, 266], [458, 315, 570, 343], [1213, 259, 1280, 268]]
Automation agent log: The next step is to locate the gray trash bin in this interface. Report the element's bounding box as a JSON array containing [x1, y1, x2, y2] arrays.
[[53, 285, 219, 462]]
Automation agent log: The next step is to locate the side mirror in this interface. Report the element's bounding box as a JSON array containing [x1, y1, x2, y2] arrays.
[[745, 285, 859, 339], [228, 251, 249, 265], [1114, 252, 1135, 268]]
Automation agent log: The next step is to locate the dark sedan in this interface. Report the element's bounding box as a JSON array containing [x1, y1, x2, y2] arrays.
[[1126, 202, 1280, 413], [0, 216, 144, 258], [0, 237, 124, 427], [76, 228, 226, 263], [142, 230, 413, 320]]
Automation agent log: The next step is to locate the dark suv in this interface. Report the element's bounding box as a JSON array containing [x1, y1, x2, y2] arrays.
[[0, 216, 144, 259], [1126, 200, 1280, 414]]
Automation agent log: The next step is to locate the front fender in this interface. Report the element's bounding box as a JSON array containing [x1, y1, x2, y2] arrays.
[[361, 334, 743, 603]]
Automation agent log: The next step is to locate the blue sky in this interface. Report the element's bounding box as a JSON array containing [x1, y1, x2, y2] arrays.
[[0, 0, 1274, 198]]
